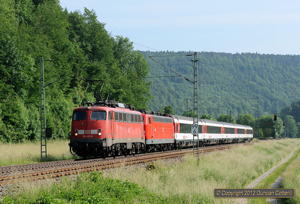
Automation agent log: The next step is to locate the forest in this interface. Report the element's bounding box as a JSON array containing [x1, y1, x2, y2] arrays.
[[1, 0, 300, 143], [0, 0, 151, 142], [142, 51, 300, 138]]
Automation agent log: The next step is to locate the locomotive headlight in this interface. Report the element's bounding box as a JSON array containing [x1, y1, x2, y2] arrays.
[[98, 128, 101, 136], [98, 133, 101, 136], [75, 133, 78, 136]]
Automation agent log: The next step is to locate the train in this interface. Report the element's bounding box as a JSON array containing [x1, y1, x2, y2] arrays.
[[69, 100, 253, 158]]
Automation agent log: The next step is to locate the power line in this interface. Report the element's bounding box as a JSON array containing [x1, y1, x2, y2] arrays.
[[149, 56, 194, 84], [146, 76, 181, 78]]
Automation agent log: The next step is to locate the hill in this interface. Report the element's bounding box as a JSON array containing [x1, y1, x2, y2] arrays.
[[141, 51, 300, 119]]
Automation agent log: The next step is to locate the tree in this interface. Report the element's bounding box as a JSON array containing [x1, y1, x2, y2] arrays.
[[182, 110, 197, 118], [236, 113, 255, 126], [284, 115, 298, 138], [201, 113, 216, 121], [217, 114, 235, 123], [162, 105, 175, 115]]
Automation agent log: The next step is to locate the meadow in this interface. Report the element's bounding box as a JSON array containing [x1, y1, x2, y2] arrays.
[[280, 154, 300, 204], [0, 140, 76, 166], [1, 139, 300, 203]]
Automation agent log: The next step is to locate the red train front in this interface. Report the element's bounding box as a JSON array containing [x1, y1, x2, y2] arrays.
[[69, 101, 145, 158]]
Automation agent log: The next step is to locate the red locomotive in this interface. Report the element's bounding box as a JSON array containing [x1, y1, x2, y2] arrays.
[[69, 101, 146, 158]]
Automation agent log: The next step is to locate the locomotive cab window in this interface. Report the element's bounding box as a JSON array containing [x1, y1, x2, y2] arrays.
[[73, 112, 86, 121], [90, 111, 106, 120]]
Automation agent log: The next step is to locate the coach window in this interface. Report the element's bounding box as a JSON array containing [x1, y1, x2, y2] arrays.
[[149, 117, 151, 124], [90, 111, 106, 120]]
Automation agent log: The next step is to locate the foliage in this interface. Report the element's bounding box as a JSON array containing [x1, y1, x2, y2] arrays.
[[146, 161, 158, 171], [217, 114, 235, 123], [182, 110, 198, 118], [142, 51, 300, 121], [0, 1, 152, 142], [162, 105, 175, 115], [200, 113, 216, 121], [236, 113, 255, 126], [283, 115, 298, 138], [279, 100, 300, 138], [2, 171, 169, 203]]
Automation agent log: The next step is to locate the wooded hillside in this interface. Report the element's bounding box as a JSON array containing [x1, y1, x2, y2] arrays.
[[142, 51, 300, 119]]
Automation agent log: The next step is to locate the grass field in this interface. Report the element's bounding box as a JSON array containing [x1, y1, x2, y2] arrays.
[[280, 155, 300, 204], [0, 140, 76, 166], [2, 139, 300, 203], [103, 139, 300, 203]]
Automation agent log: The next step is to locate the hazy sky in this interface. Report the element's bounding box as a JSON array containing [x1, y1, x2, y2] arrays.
[[59, 0, 300, 55]]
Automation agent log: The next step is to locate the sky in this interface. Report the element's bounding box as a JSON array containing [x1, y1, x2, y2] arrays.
[[59, 0, 300, 55]]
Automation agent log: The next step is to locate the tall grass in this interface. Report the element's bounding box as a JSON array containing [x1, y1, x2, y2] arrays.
[[103, 139, 300, 204], [280, 156, 300, 204], [0, 140, 75, 166]]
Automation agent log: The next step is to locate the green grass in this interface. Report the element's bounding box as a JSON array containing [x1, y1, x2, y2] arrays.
[[279, 156, 300, 204], [0, 140, 77, 166], [1, 172, 172, 204], [248, 148, 300, 204], [104, 139, 300, 204]]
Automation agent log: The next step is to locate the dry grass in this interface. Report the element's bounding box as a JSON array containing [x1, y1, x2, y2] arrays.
[[0, 140, 74, 166], [103, 139, 300, 204]]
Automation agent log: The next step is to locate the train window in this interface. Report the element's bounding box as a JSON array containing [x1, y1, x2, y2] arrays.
[[247, 129, 252, 134], [119, 112, 123, 121], [73, 112, 86, 121], [207, 126, 221, 133], [180, 123, 192, 133], [225, 127, 235, 134], [149, 117, 151, 124], [115, 112, 119, 121], [110, 112, 113, 120], [123, 113, 126, 122], [131, 114, 134, 123], [90, 111, 106, 120], [127, 114, 131, 123], [198, 125, 202, 133], [237, 129, 244, 134]]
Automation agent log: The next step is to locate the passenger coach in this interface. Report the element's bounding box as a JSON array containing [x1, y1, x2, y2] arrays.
[[171, 115, 253, 147]]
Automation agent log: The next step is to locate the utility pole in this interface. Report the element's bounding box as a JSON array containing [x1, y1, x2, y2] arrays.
[[191, 52, 199, 160], [40, 57, 47, 160], [40, 57, 51, 160], [149, 54, 199, 160]]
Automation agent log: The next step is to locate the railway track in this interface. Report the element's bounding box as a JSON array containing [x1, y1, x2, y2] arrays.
[[0, 142, 252, 186]]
